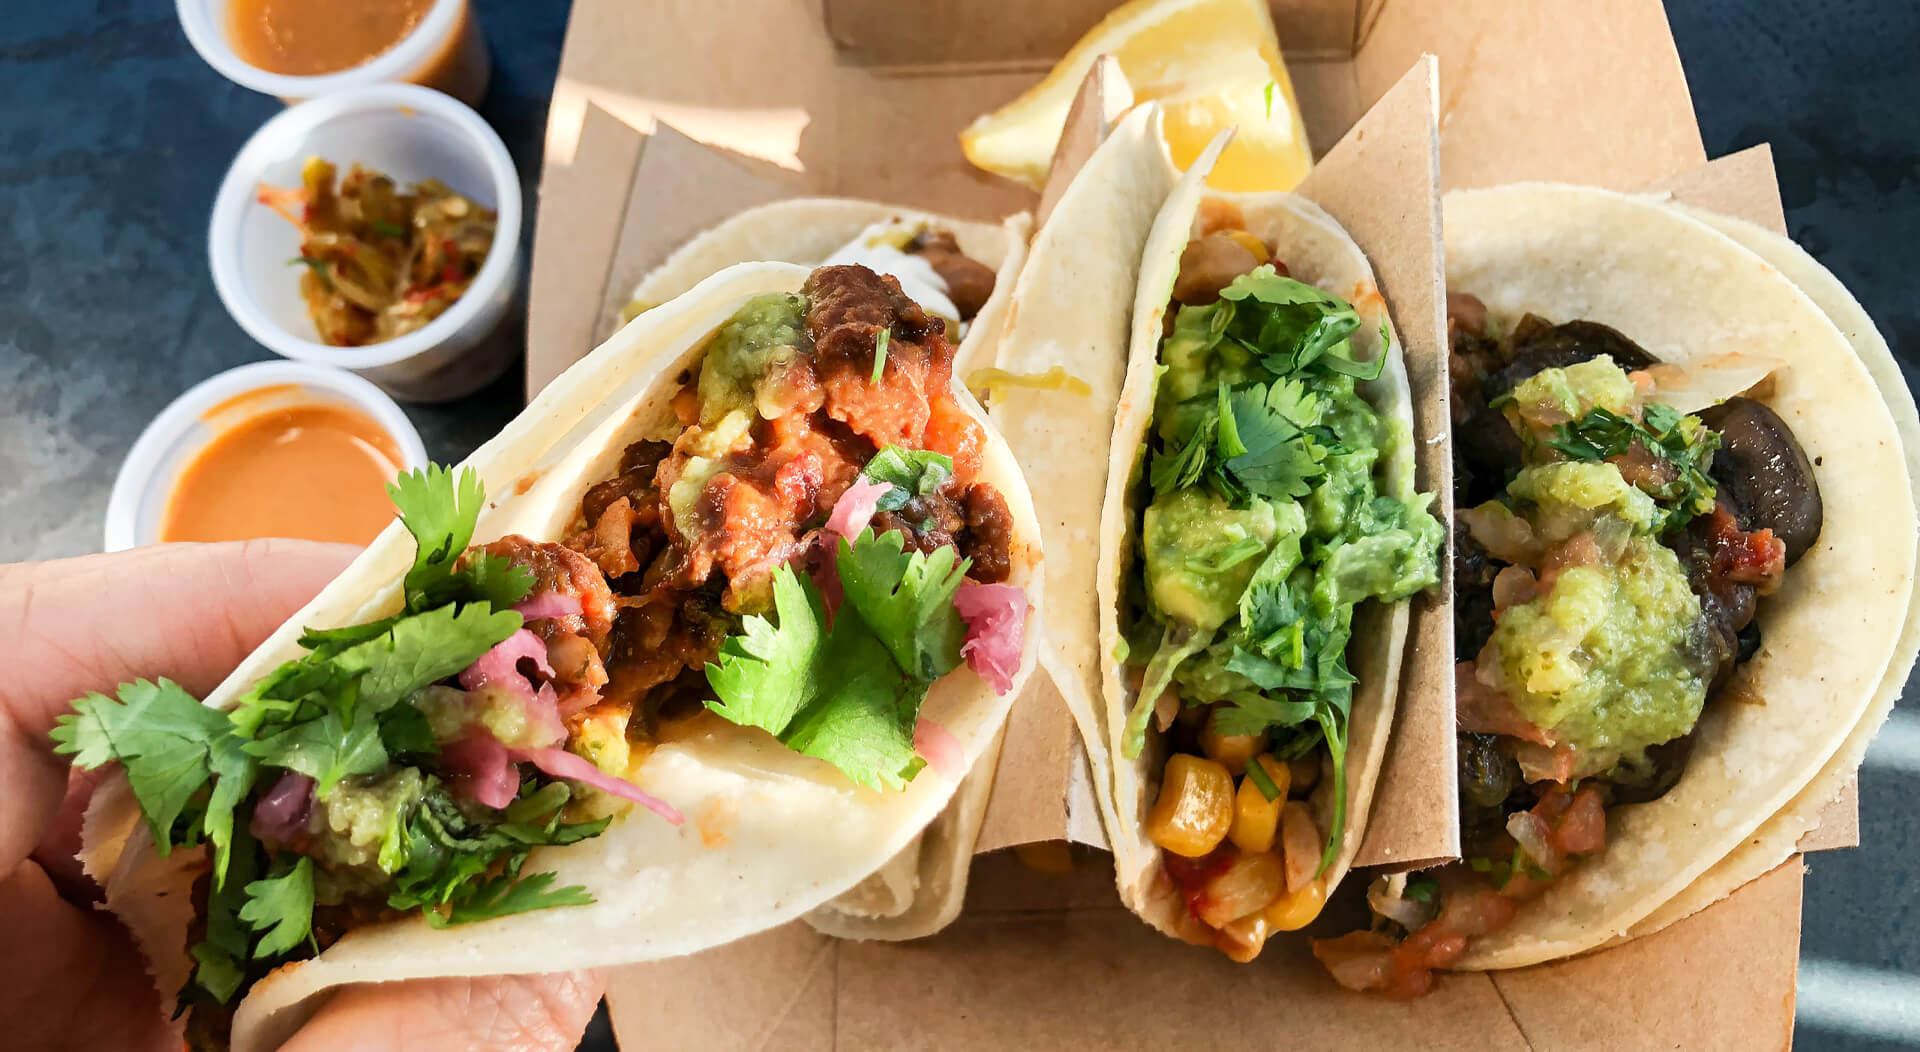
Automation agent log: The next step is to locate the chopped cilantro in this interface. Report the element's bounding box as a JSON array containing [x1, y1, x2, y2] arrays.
[[871, 327, 890, 384], [1548, 403, 1719, 530], [239, 857, 315, 958], [1244, 753, 1282, 800], [859, 446, 954, 514], [370, 218, 407, 238], [705, 528, 972, 789]]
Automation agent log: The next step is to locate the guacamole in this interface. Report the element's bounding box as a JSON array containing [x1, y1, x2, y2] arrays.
[[696, 292, 807, 426], [1123, 263, 1443, 870]]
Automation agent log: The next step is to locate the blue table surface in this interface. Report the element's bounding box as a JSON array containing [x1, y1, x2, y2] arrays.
[[2, 3, 1913, 1049]]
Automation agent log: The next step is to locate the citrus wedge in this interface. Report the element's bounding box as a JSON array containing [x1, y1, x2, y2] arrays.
[[960, 0, 1313, 193]]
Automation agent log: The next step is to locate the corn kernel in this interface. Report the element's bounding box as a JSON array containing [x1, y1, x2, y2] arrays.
[[1200, 724, 1268, 775], [1263, 878, 1327, 931], [1146, 754, 1234, 857], [1229, 773, 1283, 854], [1224, 229, 1271, 263]]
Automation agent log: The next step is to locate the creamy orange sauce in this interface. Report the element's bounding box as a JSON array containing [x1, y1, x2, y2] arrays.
[[160, 399, 403, 545], [226, 0, 434, 76]]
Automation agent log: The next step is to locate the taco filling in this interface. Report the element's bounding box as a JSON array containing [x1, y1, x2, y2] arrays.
[[1314, 300, 1823, 997], [1119, 230, 1443, 962], [55, 264, 1027, 1045]]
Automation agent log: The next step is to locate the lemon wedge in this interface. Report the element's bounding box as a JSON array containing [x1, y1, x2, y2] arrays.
[[960, 0, 1312, 193]]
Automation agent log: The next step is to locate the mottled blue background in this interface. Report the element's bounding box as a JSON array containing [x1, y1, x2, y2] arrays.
[[1, 2, 1913, 1049]]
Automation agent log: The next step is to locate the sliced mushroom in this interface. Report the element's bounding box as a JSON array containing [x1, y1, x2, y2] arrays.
[[1696, 396, 1824, 565], [1483, 316, 1661, 400], [1607, 733, 1694, 806]]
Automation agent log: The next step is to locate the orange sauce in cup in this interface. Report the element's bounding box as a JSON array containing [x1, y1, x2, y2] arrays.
[[160, 392, 404, 546], [226, 0, 436, 77]]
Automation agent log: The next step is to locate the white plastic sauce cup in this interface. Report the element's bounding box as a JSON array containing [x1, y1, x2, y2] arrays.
[[209, 84, 523, 403], [105, 361, 428, 552], [176, 0, 490, 107]]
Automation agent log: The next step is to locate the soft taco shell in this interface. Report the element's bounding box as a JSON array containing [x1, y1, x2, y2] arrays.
[[620, 198, 1032, 941], [1096, 183, 1419, 936], [85, 261, 1046, 1052], [1442, 184, 1916, 970], [1607, 202, 1920, 943]]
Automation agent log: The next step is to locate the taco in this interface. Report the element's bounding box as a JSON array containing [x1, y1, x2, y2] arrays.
[[613, 198, 1031, 941], [59, 260, 1043, 1050], [1314, 183, 1916, 994], [1093, 161, 1444, 962]]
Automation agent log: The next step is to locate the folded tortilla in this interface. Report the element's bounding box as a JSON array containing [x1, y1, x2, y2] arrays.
[[1441, 183, 1916, 969], [616, 198, 1033, 942], [1093, 167, 1421, 936], [81, 260, 1046, 1051]]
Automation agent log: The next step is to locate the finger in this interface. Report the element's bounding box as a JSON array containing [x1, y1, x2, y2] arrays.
[[282, 970, 605, 1052], [0, 861, 176, 1052], [0, 539, 357, 872]]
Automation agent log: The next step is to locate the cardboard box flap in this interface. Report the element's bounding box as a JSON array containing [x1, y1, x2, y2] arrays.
[[821, 0, 1368, 65], [1296, 54, 1457, 871]]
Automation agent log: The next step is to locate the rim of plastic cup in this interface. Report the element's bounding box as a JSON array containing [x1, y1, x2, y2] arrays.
[[207, 83, 522, 371], [104, 360, 429, 552], [176, 0, 466, 99]]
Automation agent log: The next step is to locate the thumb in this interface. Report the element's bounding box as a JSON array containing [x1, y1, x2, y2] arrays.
[[281, 971, 605, 1052]]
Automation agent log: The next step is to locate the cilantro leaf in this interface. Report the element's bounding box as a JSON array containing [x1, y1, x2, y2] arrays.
[[705, 568, 825, 735], [240, 856, 315, 958], [1225, 382, 1328, 500], [706, 531, 969, 788], [859, 446, 954, 514], [457, 549, 538, 610], [52, 679, 239, 855], [436, 870, 595, 928], [1548, 404, 1720, 530], [1216, 267, 1368, 377], [836, 529, 968, 682], [191, 830, 258, 1003], [390, 465, 525, 612], [1149, 409, 1218, 494], [780, 623, 922, 791], [333, 603, 523, 715], [244, 709, 387, 795]]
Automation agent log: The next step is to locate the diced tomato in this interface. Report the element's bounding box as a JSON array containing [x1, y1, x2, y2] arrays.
[[1551, 784, 1607, 856], [1163, 848, 1235, 923], [1702, 503, 1787, 591]]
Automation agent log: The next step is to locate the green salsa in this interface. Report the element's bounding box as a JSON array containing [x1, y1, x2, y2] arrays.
[[1463, 357, 1721, 771], [696, 292, 807, 425]]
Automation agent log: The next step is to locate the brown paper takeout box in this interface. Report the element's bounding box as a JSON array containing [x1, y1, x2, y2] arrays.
[[525, 1, 1860, 1046]]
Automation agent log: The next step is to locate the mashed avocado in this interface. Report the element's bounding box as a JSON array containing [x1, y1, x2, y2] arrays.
[[697, 293, 807, 425], [1144, 489, 1278, 631], [1489, 535, 1705, 762]]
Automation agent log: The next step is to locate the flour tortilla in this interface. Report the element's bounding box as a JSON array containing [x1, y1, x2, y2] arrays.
[[1606, 202, 1920, 943], [1096, 183, 1419, 937], [1443, 184, 1916, 970], [979, 105, 1195, 870], [81, 261, 1046, 1052], [618, 198, 1032, 942]]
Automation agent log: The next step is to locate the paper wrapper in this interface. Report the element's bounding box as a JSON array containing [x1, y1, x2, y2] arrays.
[[519, 1, 1865, 1046]]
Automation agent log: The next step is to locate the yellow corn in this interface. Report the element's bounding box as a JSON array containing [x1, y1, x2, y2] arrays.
[[1200, 725, 1267, 775], [1146, 754, 1235, 857], [1223, 229, 1270, 262], [1229, 757, 1288, 854], [1263, 878, 1327, 931], [1216, 912, 1271, 963]]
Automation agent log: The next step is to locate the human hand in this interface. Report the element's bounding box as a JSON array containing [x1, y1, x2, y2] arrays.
[[0, 540, 605, 1052]]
